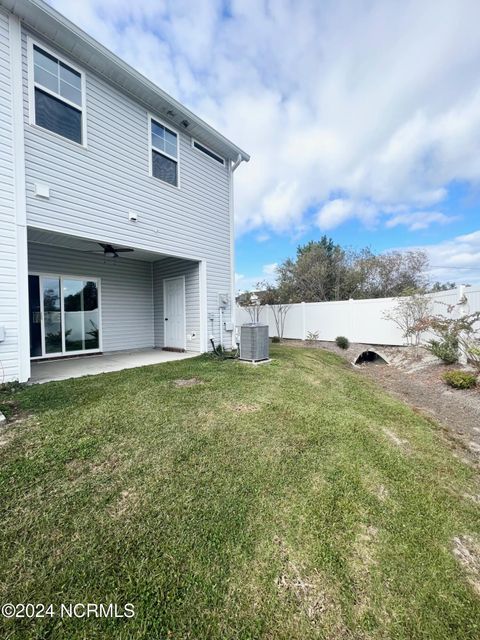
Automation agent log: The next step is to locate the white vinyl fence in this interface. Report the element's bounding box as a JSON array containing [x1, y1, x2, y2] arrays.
[[236, 286, 480, 346]]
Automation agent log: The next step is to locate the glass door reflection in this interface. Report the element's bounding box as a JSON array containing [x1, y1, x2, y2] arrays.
[[63, 279, 99, 352], [42, 276, 62, 354]]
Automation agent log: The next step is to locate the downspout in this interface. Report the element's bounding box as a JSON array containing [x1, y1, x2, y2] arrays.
[[229, 153, 246, 348]]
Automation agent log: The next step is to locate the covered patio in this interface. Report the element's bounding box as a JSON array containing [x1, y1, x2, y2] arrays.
[[26, 227, 206, 383], [29, 348, 198, 384]]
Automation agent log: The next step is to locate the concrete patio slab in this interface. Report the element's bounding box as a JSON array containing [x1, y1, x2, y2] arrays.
[[30, 349, 198, 384]]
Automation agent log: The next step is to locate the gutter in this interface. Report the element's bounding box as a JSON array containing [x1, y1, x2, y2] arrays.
[[232, 154, 246, 172], [228, 154, 247, 346]]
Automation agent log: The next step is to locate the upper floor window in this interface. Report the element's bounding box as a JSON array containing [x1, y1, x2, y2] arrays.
[[150, 117, 179, 187], [30, 42, 85, 145], [192, 139, 225, 165]]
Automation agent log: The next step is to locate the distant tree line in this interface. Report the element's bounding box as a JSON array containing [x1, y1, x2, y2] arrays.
[[238, 236, 456, 305]]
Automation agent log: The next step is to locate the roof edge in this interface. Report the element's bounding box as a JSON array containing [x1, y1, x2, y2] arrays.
[[4, 0, 250, 162]]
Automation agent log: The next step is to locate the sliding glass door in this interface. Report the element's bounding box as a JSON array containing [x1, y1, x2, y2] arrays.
[[29, 274, 101, 358], [43, 276, 62, 354], [63, 279, 100, 352]]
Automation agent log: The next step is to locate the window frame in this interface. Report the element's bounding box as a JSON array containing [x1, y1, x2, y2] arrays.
[[148, 114, 180, 189], [191, 138, 225, 166], [27, 36, 87, 147]]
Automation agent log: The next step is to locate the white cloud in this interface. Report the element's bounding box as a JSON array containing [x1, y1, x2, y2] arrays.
[[315, 199, 377, 230], [235, 262, 278, 292], [262, 262, 278, 276], [48, 0, 480, 233], [417, 229, 480, 285], [385, 211, 458, 231]]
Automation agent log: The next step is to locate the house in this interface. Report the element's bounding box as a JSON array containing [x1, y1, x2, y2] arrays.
[[0, 0, 249, 383]]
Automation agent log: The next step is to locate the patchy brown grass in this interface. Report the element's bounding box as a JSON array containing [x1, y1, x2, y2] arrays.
[[382, 428, 410, 451], [173, 377, 203, 387], [274, 537, 344, 630], [453, 535, 480, 596], [2, 345, 480, 639], [229, 402, 259, 413]]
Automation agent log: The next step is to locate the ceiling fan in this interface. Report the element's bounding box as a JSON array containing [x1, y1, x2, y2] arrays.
[[92, 243, 135, 259]]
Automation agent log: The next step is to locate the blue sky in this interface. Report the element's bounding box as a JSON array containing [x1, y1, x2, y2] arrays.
[[237, 180, 480, 290], [49, 0, 480, 290]]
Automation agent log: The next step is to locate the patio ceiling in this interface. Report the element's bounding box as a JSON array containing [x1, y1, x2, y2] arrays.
[[27, 227, 177, 263]]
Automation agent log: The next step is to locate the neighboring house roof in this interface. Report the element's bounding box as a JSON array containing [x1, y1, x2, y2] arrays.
[[1, 0, 250, 163]]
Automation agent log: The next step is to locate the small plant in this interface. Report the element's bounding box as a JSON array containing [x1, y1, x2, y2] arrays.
[[336, 336, 349, 349], [306, 330, 319, 343], [426, 337, 459, 364], [271, 336, 281, 343], [461, 340, 480, 373], [443, 370, 477, 389], [383, 292, 431, 349]]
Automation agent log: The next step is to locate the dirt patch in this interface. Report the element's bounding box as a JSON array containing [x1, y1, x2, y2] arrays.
[[453, 535, 480, 596], [375, 484, 389, 502], [66, 453, 123, 479], [353, 524, 378, 571], [230, 403, 259, 413], [351, 524, 379, 617], [274, 536, 344, 629], [0, 434, 11, 448], [109, 489, 139, 518], [173, 378, 203, 388], [0, 398, 30, 427]]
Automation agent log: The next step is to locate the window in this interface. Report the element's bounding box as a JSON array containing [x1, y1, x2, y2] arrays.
[[192, 139, 225, 165], [150, 118, 179, 186], [30, 43, 85, 144]]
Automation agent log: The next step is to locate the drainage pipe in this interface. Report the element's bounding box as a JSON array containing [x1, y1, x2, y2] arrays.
[[219, 307, 223, 349]]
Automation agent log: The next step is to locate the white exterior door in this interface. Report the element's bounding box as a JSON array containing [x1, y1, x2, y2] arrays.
[[164, 276, 186, 350]]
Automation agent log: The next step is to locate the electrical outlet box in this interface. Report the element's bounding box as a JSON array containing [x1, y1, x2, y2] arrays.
[[224, 322, 234, 332], [208, 312, 215, 321], [128, 210, 138, 222], [218, 292, 229, 309]]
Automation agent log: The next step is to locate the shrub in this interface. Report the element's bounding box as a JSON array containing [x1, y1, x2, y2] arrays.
[[306, 330, 319, 343], [443, 370, 477, 390], [426, 337, 459, 364], [462, 340, 480, 373], [271, 336, 281, 343], [336, 336, 349, 349]]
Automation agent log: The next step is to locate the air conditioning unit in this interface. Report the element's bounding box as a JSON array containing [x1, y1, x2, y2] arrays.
[[239, 324, 269, 362]]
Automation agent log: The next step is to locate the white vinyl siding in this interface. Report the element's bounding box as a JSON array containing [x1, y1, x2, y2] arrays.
[[21, 28, 232, 350], [0, 9, 20, 381], [153, 258, 201, 352], [28, 243, 202, 354], [28, 243, 154, 352]]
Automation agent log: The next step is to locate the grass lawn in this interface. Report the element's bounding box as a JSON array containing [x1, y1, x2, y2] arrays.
[[1, 345, 480, 639]]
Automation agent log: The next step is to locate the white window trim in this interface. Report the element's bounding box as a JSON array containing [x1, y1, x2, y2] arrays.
[[27, 36, 87, 148], [148, 113, 180, 189], [191, 138, 225, 166]]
